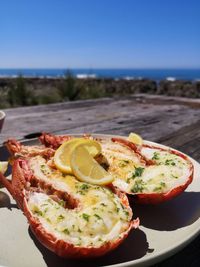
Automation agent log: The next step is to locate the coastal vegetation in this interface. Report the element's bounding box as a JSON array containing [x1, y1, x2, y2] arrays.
[[0, 73, 199, 108]]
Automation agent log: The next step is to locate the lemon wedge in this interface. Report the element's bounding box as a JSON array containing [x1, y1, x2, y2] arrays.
[[70, 145, 113, 185], [0, 161, 8, 174], [128, 132, 143, 145], [54, 138, 101, 174]]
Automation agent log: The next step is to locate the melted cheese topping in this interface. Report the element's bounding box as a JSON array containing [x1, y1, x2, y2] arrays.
[[28, 156, 131, 247], [99, 141, 192, 194]]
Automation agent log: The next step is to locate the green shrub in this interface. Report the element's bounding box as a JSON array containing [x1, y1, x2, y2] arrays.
[[57, 70, 80, 101], [7, 75, 33, 106]]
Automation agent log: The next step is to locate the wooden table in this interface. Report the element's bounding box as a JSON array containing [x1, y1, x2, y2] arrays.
[[1, 94, 200, 266]]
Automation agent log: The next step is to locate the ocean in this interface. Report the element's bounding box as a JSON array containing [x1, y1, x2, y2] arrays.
[[0, 68, 199, 81]]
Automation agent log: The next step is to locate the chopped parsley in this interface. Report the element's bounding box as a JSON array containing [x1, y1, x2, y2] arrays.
[[94, 214, 102, 220], [132, 167, 145, 178], [165, 159, 176, 166], [63, 228, 70, 235], [160, 182, 166, 187], [116, 207, 120, 213], [152, 152, 160, 160], [153, 181, 166, 192], [131, 179, 145, 193], [82, 213, 90, 222], [124, 210, 129, 217], [57, 214, 65, 221], [40, 164, 46, 173], [80, 184, 90, 190], [77, 183, 90, 195], [59, 200, 65, 207], [34, 209, 43, 216]]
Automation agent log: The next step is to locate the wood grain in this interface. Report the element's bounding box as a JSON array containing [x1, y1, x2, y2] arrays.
[[1, 94, 200, 161]]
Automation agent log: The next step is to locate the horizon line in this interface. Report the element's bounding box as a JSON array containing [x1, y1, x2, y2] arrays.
[[0, 67, 200, 70]]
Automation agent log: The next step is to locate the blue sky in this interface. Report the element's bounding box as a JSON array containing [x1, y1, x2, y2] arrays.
[[0, 0, 199, 68]]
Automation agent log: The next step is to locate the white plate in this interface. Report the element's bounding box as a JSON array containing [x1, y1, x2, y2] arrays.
[[0, 134, 200, 267]]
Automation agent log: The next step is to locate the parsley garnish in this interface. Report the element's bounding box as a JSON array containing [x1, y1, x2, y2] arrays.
[[132, 167, 145, 178], [34, 210, 43, 216], [165, 159, 176, 166], [82, 213, 90, 222], [59, 200, 65, 207], [63, 228, 70, 234], [152, 152, 160, 160], [131, 179, 145, 193], [153, 182, 166, 192], [94, 214, 102, 220], [57, 214, 65, 221], [80, 184, 90, 190]]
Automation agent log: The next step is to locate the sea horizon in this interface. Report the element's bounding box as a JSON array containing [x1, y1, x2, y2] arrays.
[[0, 68, 199, 81]]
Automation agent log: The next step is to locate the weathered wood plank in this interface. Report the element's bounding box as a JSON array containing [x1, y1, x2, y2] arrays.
[[1, 95, 200, 146], [157, 120, 200, 161]]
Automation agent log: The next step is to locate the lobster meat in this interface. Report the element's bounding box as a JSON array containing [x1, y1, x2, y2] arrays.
[[109, 137, 194, 204]]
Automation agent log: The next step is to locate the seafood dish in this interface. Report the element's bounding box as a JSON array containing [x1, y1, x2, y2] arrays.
[[0, 133, 194, 258]]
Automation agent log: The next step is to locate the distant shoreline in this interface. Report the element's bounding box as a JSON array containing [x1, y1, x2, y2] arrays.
[[0, 76, 200, 109], [0, 68, 199, 81]]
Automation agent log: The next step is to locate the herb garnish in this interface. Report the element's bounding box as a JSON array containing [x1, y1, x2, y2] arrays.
[[131, 179, 145, 193], [94, 214, 102, 220], [153, 181, 166, 192], [82, 213, 90, 222], [59, 200, 65, 207], [57, 214, 65, 221], [132, 167, 145, 178], [63, 228, 70, 234], [165, 159, 176, 166], [152, 152, 160, 160], [34, 210, 43, 216], [80, 184, 90, 190]]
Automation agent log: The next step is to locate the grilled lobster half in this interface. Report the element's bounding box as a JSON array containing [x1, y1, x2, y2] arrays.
[[39, 133, 194, 204], [0, 135, 139, 258]]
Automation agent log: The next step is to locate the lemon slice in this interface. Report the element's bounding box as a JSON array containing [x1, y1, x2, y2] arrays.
[[70, 145, 113, 185], [0, 161, 8, 174], [128, 132, 143, 145], [54, 138, 101, 174]]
